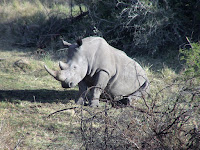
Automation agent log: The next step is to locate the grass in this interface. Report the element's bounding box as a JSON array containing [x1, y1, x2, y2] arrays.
[[0, 47, 82, 149], [1, 45, 199, 149], [0, 0, 83, 24], [0, 0, 87, 46], [0, 45, 186, 149], [0, 100, 81, 149], [0, 2, 84, 148]]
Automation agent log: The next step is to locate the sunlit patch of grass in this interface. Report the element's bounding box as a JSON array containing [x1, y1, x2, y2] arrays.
[[0, 0, 45, 23], [0, 99, 81, 149], [0, 50, 61, 90], [0, 0, 85, 25], [0, 49, 81, 148], [43, 54, 55, 69], [160, 66, 177, 82]]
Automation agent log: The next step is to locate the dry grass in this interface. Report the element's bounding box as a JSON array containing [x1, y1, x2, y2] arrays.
[[0, 0, 70, 24], [0, 101, 81, 149], [0, 48, 82, 149], [0, 0, 86, 47], [1, 46, 199, 149]]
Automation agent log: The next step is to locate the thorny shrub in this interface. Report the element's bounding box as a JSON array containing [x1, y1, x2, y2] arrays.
[[77, 79, 200, 149], [83, 0, 200, 56], [48, 77, 200, 150], [1, 0, 200, 57]]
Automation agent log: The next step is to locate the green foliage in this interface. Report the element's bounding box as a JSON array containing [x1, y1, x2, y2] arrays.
[[180, 40, 200, 78]]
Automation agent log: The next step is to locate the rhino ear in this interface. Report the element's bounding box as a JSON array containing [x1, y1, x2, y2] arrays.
[[76, 39, 82, 47], [62, 39, 72, 48]]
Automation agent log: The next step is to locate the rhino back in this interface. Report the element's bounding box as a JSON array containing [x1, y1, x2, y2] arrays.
[[106, 46, 147, 96], [81, 37, 147, 96]]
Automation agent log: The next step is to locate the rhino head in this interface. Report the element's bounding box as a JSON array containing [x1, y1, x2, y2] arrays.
[[44, 39, 88, 88]]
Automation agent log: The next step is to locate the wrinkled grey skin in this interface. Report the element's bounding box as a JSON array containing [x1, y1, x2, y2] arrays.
[[45, 37, 149, 107]]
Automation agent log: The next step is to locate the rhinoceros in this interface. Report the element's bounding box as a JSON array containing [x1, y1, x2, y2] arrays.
[[45, 36, 149, 107]]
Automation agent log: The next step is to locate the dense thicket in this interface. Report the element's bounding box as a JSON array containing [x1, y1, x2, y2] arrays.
[[75, 0, 200, 56], [49, 0, 200, 56], [1, 0, 199, 57]]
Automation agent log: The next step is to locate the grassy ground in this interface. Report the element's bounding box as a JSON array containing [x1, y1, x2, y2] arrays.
[[0, 1, 88, 149], [0, 47, 83, 149], [0, 44, 179, 149], [1, 44, 199, 149]]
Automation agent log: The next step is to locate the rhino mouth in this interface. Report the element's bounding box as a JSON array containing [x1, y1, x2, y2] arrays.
[[61, 80, 74, 88], [68, 82, 74, 88]]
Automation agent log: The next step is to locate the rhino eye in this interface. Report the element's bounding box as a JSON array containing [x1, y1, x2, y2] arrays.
[[73, 65, 77, 69]]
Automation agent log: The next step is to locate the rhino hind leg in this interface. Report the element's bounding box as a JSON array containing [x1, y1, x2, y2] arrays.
[[110, 98, 130, 108], [112, 80, 150, 108], [118, 98, 130, 105]]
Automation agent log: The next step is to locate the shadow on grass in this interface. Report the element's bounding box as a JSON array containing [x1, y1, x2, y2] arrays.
[[0, 89, 78, 103]]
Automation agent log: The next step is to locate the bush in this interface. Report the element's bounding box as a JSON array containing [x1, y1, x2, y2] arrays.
[[180, 38, 200, 79], [1, 0, 200, 56], [73, 78, 200, 149], [48, 73, 200, 149], [80, 0, 200, 56]]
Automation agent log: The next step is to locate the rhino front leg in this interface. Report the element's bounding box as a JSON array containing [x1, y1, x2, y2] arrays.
[[76, 80, 88, 105], [89, 71, 110, 107]]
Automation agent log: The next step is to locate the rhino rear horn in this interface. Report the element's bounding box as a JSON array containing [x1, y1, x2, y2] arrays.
[[44, 65, 57, 79], [59, 61, 68, 70]]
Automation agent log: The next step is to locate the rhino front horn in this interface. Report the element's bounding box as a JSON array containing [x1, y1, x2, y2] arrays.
[[44, 65, 57, 79], [59, 61, 68, 70]]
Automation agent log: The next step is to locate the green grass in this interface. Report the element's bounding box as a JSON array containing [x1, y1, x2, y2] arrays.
[[0, 1, 83, 145], [0, 0, 87, 46], [0, 100, 81, 149]]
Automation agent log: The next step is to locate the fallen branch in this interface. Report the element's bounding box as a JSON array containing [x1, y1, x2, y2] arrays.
[[47, 107, 78, 118]]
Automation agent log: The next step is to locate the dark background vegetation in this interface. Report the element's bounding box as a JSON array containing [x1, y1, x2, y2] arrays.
[[1, 0, 200, 57]]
